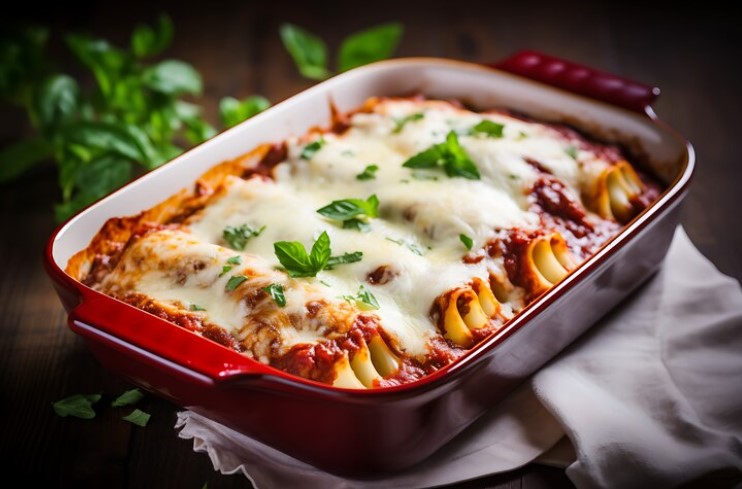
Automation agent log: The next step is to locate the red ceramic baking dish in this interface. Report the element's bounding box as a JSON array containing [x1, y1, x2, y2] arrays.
[[44, 52, 694, 476]]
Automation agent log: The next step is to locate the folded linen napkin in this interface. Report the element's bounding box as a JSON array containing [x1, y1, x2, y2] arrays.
[[176, 227, 742, 488]]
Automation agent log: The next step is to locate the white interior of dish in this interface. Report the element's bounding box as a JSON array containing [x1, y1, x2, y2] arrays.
[[51, 58, 689, 269]]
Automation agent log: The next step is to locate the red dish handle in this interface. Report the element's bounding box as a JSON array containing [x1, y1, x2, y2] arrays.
[[491, 50, 660, 114], [69, 294, 278, 385]]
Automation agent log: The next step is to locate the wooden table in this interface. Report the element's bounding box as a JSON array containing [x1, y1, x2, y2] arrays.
[[2, 2, 740, 487]]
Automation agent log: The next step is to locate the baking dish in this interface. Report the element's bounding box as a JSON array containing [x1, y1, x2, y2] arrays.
[[44, 52, 694, 475]]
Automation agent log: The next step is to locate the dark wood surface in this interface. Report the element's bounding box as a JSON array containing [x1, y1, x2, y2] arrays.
[[1, 2, 740, 488]]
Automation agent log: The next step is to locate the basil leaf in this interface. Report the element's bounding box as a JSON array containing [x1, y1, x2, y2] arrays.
[[0, 138, 53, 183], [342, 285, 379, 310], [274, 231, 332, 278], [327, 251, 363, 268], [111, 388, 144, 407], [226, 255, 242, 265], [356, 164, 378, 180], [182, 116, 216, 145], [65, 34, 126, 98], [300, 136, 325, 160], [342, 219, 371, 232], [403, 131, 479, 180], [316, 195, 379, 221], [189, 304, 206, 311], [279, 23, 330, 80], [73, 154, 132, 202], [223, 224, 265, 250], [122, 408, 150, 427], [143, 60, 202, 96], [402, 145, 444, 169], [131, 14, 173, 58], [53, 393, 101, 419], [443, 131, 480, 179], [392, 112, 424, 134], [33, 74, 79, 132], [309, 231, 331, 271], [274, 240, 314, 277], [459, 234, 473, 250], [338, 23, 403, 72], [219, 95, 270, 128], [356, 285, 380, 309], [219, 265, 233, 277], [471, 120, 505, 138], [565, 145, 578, 159], [226, 275, 248, 292], [263, 283, 286, 307]]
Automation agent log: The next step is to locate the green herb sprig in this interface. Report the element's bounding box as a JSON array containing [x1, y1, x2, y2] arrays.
[[280, 23, 403, 80], [402, 131, 480, 180], [0, 16, 271, 221], [274, 231, 361, 278], [317, 194, 379, 232]]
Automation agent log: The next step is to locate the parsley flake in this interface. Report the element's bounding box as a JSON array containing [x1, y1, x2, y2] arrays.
[[342, 284, 380, 310], [52, 394, 101, 419], [392, 112, 424, 133], [122, 408, 151, 427], [300, 136, 325, 160], [112, 388, 144, 407], [459, 234, 474, 250], [356, 164, 379, 180], [223, 224, 265, 250], [565, 145, 579, 159], [471, 120, 505, 138], [263, 283, 286, 307], [226, 275, 248, 292], [189, 303, 206, 311]]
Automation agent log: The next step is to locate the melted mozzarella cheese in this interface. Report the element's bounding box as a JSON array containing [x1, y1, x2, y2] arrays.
[[108, 99, 594, 359]]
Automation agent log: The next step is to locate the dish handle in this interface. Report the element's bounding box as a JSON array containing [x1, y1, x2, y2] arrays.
[[491, 50, 660, 114], [68, 296, 278, 386]]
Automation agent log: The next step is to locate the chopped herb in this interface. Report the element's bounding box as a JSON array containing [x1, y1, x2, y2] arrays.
[[317, 195, 379, 231], [392, 112, 424, 133], [357, 285, 380, 309], [223, 224, 265, 250], [226, 255, 242, 265], [122, 408, 150, 427], [459, 234, 474, 250], [385, 237, 425, 256], [411, 172, 438, 181], [402, 131, 480, 180], [508, 174, 519, 180], [263, 283, 286, 307], [517, 130, 528, 140], [327, 251, 363, 268], [300, 136, 325, 160], [226, 275, 248, 292], [407, 243, 424, 256], [189, 303, 206, 311], [342, 284, 380, 310], [343, 219, 371, 232], [471, 120, 505, 138], [274, 231, 331, 278], [356, 164, 379, 180], [112, 388, 144, 407], [219, 265, 233, 277], [52, 393, 101, 419], [565, 145, 578, 159], [319, 280, 331, 287]]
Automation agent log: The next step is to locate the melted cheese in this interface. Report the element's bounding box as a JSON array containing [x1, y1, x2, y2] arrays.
[[98, 99, 603, 360]]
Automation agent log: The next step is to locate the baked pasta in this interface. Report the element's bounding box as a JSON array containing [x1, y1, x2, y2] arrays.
[[67, 97, 661, 389]]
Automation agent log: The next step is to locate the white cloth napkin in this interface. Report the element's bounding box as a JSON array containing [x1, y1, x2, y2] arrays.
[[175, 227, 742, 488]]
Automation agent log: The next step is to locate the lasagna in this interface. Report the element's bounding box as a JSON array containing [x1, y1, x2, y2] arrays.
[[67, 97, 661, 389]]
